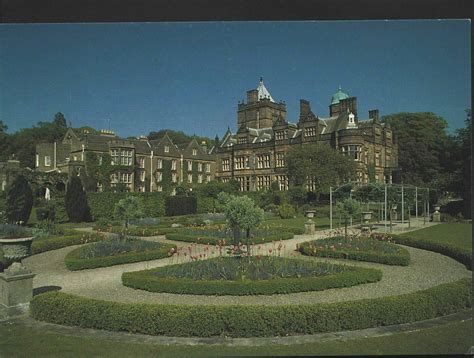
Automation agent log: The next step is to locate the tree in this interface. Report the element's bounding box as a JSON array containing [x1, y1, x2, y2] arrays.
[[219, 194, 264, 252], [65, 176, 91, 222], [6, 174, 33, 225], [336, 198, 360, 239], [53, 112, 67, 127], [287, 185, 307, 209], [114, 195, 144, 229], [286, 143, 356, 201], [382, 112, 454, 189]]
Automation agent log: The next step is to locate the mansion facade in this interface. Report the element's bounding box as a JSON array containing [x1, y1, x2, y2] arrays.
[[35, 79, 398, 193], [36, 128, 216, 192], [213, 79, 398, 191]]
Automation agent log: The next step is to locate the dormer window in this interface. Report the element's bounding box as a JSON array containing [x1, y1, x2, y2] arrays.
[[192, 148, 197, 156], [164, 145, 170, 153]]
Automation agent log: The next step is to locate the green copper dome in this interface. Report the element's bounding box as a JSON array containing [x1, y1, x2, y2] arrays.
[[330, 86, 349, 105]]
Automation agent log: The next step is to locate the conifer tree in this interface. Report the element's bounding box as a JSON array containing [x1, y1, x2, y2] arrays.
[[65, 176, 91, 222], [6, 174, 33, 225]]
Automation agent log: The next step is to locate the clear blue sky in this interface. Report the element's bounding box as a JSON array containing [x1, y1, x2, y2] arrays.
[[0, 20, 471, 139]]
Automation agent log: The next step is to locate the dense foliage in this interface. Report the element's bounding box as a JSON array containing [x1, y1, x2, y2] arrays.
[[299, 236, 410, 266], [65, 236, 176, 270], [114, 195, 144, 228], [286, 143, 356, 200], [65, 176, 91, 222], [0, 224, 31, 239], [6, 174, 33, 224], [31, 278, 471, 337], [122, 257, 382, 295], [165, 196, 197, 216]]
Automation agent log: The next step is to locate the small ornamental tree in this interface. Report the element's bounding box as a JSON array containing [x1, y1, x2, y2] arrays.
[[336, 198, 361, 239], [65, 176, 91, 223], [114, 195, 144, 229], [220, 194, 264, 252], [6, 174, 33, 225]]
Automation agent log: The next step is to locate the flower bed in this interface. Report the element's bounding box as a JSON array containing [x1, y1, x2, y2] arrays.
[[96, 225, 177, 237], [166, 227, 294, 245], [30, 278, 472, 337], [31, 232, 106, 255], [122, 256, 382, 295], [299, 236, 410, 266], [65, 236, 176, 270]]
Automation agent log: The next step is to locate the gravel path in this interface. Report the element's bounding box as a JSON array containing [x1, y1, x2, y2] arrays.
[[23, 224, 471, 306]]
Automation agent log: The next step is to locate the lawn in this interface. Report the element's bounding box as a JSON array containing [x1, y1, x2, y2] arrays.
[[0, 318, 471, 356], [399, 222, 472, 251]]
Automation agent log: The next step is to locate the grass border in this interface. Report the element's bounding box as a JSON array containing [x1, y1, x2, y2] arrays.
[[30, 278, 471, 338]]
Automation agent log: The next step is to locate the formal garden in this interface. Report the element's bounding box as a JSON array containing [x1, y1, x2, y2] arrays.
[[0, 173, 472, 355]]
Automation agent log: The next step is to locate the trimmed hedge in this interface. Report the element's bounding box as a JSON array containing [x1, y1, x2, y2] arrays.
[[87, 192, 166, 221], [122, 266, 382, 295], [165, 231, 294, 245], [389, 234, 472, 270], [65, 242, 176, 270], [30, 278, 471, 337], [165, 196, 197, 216], [299, 239, 410, 266], [97, 226, 177, 237], [31, 232, 106, 255]]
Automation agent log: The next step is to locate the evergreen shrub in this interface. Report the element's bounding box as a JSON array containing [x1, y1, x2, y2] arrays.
[[165, 196, 197, 216], [6, 174, 33, 224], [65, 177, 91, 223], [31, 278, 471, 337]]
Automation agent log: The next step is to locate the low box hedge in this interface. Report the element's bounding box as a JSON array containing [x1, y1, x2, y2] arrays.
[[165, 231, 294, 245], [388, 234, 472, 270], [64, 242, 177, 271], [299, 240, 410, 266], [122, 266, 382, 295], [30, 278, 471, 338], [31, 232, 106, 255], [97, 226, 177, 237]]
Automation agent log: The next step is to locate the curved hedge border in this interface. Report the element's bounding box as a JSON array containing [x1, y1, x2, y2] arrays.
[[97, 226, 177, 237], [299, 241, 410, 266], [389, 234, 472, 270], [31, 232, 106, 255], [122, 266, 382, 295], [30, 278, 471, 338], [165, 231, 294, 245], [64, 242, 176, 271]]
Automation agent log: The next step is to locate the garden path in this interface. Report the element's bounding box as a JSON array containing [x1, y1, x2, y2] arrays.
[[23, 223, 470, 306]]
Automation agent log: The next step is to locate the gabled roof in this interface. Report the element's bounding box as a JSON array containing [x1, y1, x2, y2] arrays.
[[150, 133, 181, 157], [182, 137, 211, 160]]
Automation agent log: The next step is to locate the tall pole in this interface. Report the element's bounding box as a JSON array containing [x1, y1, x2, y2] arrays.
[[349, 189, 353, 227], [330, 186, 333, 230], [415, 186, 418, 222], [401, 185, 404, 225], [384, 185, 387, 232]]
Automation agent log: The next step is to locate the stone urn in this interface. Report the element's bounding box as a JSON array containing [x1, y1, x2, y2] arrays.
[[0, 237, 34, 263], [361, 211, 373, 233], [305, 210, 316, 218], [433, 204, 441, 222], [433, 204, 441, 212]]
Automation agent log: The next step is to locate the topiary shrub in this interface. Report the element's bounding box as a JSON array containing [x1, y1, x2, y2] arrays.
[[278, 204, 295, 219], [6, 174, 33, 225], [65, 177, 91, 223]]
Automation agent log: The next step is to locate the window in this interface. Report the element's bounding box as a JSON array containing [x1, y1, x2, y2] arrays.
[[198, 174, 203, 183], [276, 153, 285, 167], [138, 185, 145, 193], [36, 154, 39, 167], [157, 185, 163, 192], [111, 173, 118, 184], [238, 137, 247, 144], [188, 174, 193, 183], [98, 155, 103, 166], [164, 145, 170, 153], [342, 145, 362, 161], [44, 156, 51, 167], [375, 152, 380, 166], [222, 158, 230, 171], [205, 163, 211, 173], [275, 131, 284, 141], [138, 157, 145, 169], [197, 163, 202, 172], [171, 160, 177, 170], [187, 161, 192, 171], [157, 159, 162, 169], [221, 178, 230, 183], [257, 176, 271, 190], [172, 173, 178, 183], [111, 149, 119, 165], [120, 149, 133, 166], [304, 127, 317, 137], [234, 156, 246, 170], [140, 171, 146, 182], [206, 175, 211, 183], [256, 154, 271, 169], [275, 175, 288, 191], [192, 148, 197, 156], [120, 173, 132, 184], [156, 172, 162, 182]]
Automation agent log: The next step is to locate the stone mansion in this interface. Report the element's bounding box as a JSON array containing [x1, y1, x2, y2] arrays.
[[35, 79, 398, 192]]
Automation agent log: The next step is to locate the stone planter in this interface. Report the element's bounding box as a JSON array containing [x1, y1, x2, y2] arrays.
[[362, 211, 373, 221], [305, 210, 316, 218], [0, 237, 33, 262], [433, 204, 441, 212]]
